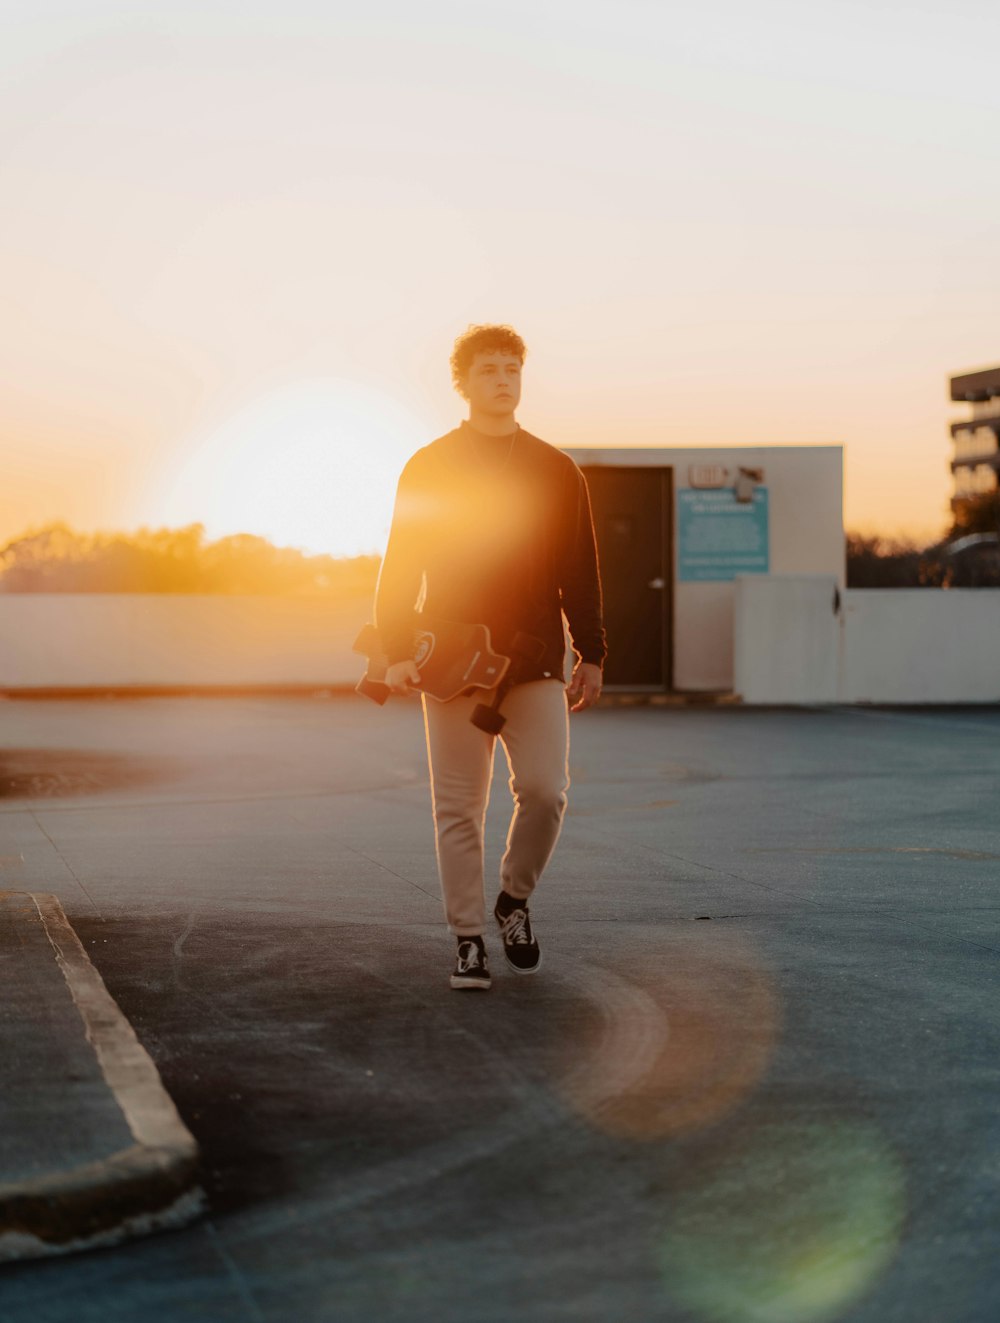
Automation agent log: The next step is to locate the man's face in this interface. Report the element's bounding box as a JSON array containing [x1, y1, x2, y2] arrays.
[[462, 350, 522, 417]]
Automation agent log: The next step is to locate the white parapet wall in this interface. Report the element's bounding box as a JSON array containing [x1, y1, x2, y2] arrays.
[[734, 576, 1000, 704], [842, 588, 1000, 704], [3, 585, 998, 703], [733, 575, 841, 704], [0, 594, 373, 690]]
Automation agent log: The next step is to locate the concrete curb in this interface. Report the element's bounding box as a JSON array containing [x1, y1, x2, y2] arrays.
[[0, 893, 205, 1262]]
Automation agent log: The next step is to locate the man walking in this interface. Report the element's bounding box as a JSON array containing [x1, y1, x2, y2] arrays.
[[374, 324, 606, 989]]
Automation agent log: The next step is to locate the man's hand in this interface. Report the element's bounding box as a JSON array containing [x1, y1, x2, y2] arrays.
[[566, 662, 603, 713], [385, 660, 422, 696]]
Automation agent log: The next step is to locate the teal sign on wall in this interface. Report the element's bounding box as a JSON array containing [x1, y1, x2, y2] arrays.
[[677, 488, 770, 582]]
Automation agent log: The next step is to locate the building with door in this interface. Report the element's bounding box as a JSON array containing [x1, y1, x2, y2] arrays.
[[562, 446, 843, 693], [950, 364, 1000, 506]]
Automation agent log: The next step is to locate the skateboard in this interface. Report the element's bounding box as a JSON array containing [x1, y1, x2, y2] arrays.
[[353, 617, 545, 733]]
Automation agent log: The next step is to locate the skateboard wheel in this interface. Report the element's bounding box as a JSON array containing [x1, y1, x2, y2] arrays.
[[472, 704, 506, 734], [356, 676, 390, 706]]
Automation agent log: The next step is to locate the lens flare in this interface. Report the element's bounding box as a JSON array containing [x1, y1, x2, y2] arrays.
[[556, 935, 779, 1141], [659, 1119, 906, 1323]]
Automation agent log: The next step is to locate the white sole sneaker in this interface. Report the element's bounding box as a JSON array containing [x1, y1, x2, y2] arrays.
[[451, 938, 491, 989], [502, 949, 543, 976], [449, 973, 492, 990]]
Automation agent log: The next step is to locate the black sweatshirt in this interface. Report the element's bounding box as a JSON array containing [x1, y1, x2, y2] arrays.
[[374, 421, 606, 683]]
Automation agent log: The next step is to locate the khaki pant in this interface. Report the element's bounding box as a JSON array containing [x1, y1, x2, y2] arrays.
[[421, 679, 571, 936]]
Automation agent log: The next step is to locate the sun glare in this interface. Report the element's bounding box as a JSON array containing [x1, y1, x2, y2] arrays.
[[147, 379, 428, 558]]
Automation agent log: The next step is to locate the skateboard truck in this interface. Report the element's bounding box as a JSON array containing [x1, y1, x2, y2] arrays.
[[470, 632, 547, 734]]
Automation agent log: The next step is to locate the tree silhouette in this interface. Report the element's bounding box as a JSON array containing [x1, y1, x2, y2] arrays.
[[950, 491, 1000, 538], [0, 523, 379, 596]]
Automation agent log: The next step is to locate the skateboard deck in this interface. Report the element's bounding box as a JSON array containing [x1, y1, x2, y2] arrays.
[[353, 617, 511, 705]]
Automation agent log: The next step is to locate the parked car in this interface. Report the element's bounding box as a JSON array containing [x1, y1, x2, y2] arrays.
[[937, 532, 1000, 586]]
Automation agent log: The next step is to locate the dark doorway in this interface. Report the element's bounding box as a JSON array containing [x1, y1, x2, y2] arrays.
[[582, 466, 672, 689]]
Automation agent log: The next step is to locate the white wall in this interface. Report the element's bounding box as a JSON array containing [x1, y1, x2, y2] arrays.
[[566, 445, 844, 691], [843, 589, 1000, 704], [734, 575, 840, 703], [733, 576, 1000, 704], [0, 594, 371, 690], [2, 585, 997, 703]]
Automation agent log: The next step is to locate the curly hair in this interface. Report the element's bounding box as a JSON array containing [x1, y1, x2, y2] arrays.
[[450, 324, 527, 397]]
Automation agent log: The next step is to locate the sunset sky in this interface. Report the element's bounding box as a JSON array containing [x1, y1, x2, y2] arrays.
[[3, 0, 997, 558]]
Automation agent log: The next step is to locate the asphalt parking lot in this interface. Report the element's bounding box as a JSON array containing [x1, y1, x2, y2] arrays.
[[1, 694, 998, 1323]]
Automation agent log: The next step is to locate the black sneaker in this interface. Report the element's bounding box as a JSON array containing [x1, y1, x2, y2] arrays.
[[494, 896, 542, 974], [450, 937, 491, 990]]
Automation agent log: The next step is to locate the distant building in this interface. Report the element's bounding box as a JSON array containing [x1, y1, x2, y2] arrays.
[[950, 364, 1000, 506], [562, 445, 842, 692]]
